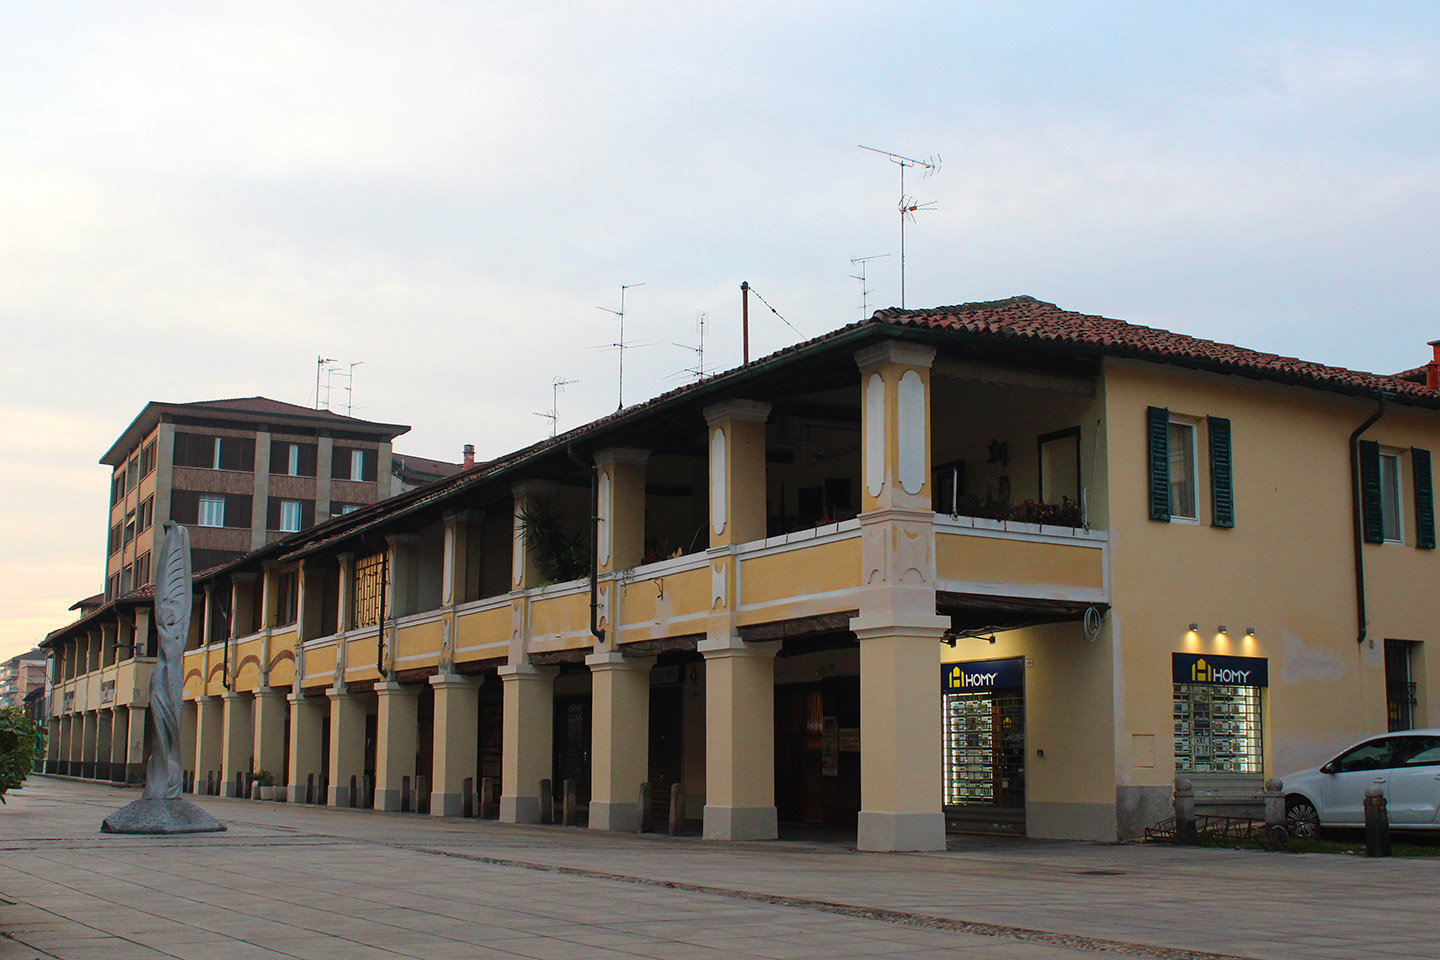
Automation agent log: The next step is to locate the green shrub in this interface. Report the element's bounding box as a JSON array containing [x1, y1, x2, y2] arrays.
[[0, 707, 37, 804]]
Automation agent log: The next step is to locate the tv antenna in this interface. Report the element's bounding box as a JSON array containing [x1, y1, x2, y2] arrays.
[[314, 356, 337, 409], [858, 145, 940, 308], [596, 282, 646, 409], [534, 377, 579, 438], [669, 311, 715, 383], [849, 254, 890, 319], [342, 362, 363, 417], [738, 282, 802, 364]]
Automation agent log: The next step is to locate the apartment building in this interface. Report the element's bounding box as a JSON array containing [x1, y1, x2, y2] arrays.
[[0, 648, 46, 709], [41, 297, 1440, 847], [101, 397, 410, 599]]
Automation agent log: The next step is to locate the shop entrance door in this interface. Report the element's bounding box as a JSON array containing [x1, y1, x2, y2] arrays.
[[774, 677, 860, 829], [942, 658, 1026, 834]]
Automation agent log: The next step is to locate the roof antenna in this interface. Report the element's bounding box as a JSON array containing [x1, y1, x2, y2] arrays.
[[850, 254, 890, 319], [858, 145, 940, 309], [314, 356, 336, 410], [534, 377, 579, 438], [670, 311, 712, 383], [596, 283, 646, 409], [344, 362, 363, 417]]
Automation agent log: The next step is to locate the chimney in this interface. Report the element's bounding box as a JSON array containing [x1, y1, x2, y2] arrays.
[[463, 443, 475, 469], [1429, 341, 1440, 391]]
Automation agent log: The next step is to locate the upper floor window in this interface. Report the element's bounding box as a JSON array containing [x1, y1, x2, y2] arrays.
[[1167, 420, 1197, 521], [198, 496, 225, 528], [174, 433, 255, 471], [137, 496, 154, 534], [111, 469, 126, 505], [134, 551, 151, 587], [332, 446, 377, 482], [1148, 408, 1231, 526], [140, 439, 157, 478], [1379, 451, 1403, 543], [270, 440, 317, 477], [126, 455, 139, 492], [279, 500, 302, 532], [1359, 441, 1422, 546], [123, 510, 136, 545], [275, 570, 299, 627]]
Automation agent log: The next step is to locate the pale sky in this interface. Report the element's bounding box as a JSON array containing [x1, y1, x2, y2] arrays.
[[3, 2, 1439, 661]]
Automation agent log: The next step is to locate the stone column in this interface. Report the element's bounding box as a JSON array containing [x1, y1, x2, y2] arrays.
[[179, 700, 196, 785], [45, 716, 61, 774], [124, 704, 147, 786], [221, 691, 254, 796], [327, 688, 366, 807], [429, 673, 480, 817], [67, 713, 83, 776], [109, 707, 128, 783], [252, 688, 288, 787], [595, 449, 650, 573], [498, 663, 555, 823], [194, 696, 223, 790], [586, 651, 652, 831], [374, 681, 419, 811], [850, 340, 948, 852], [704, 401, 772, 550], [81, 711, 98, 779], [700, 638, 777, 840], [287, 693, 326, 803]]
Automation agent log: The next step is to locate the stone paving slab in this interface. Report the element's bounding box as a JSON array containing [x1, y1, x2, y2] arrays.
[[2, 778, 1439, 959]]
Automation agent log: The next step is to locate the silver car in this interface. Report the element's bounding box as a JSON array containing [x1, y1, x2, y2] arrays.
[[1282, 729, 1440, 838]]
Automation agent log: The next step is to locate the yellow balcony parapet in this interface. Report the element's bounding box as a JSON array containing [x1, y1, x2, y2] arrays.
[[934, 514, 1108, 604]]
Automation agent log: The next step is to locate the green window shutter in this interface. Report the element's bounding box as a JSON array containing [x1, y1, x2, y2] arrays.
[[1359, 439, 1384, 544], [1147, 406, 1170, 522], [1414, 448, 1435, 550], [1209, 416, 1234, 528]]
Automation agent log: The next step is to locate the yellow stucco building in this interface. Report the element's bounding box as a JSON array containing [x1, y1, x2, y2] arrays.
[[42, 297, 1440, 846]]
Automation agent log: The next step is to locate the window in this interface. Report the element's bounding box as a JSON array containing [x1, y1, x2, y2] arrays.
[[123, 511, 136, 545], [198, 496, 225, 528], [173, 433, 217, 468], [1386, 640, 1417, 732], [126, 455, 139, 492], [1037, 428, 1080, 506], [332, 447, 377, 482], [932, 459, 965, 515], [275, 571, 299, 627], [353, 552, 385, 627], [270, 440, 317, 477], [351, 449, 365, 481], [108, 523, 122, 556], [137, 496, 153, 534], [1168, 421, 1197, 521], [1173, 683, 1263, 774], [120, 564, 133, 593], [1332, 738, 1399, 773], [1396, 736, 1440, 767], [134, 552, 151, 587], [1380, 452, 1403, 542], [111, 470, 126, 505], [278, 500, 302, 532], [140, 440, 157, 478]]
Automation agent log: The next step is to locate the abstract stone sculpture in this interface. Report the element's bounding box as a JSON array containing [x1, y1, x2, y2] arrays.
[[103, 522, 225, 834]]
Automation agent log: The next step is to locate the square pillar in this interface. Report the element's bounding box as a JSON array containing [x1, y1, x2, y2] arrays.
[[703, 401, 772, 549], [67, 713, 83, 776], [124, 704, 147, 786], [510, 480, 560, 590], [45, 717, 61, 773], [287, 693, 326, 803], [179, 700, 196, 785], [442, 511, 483, 607], [430, 673, 480, 817], [498, 663, 555, 823], [252, 688, 288, 787], [327, 688, 366, 807], [586, 651, 652, 831], [374, 681, 419, 811], [220, 692, 253, 796], [595, 449, 650, 573], [334, 553, 355, 635], [81, 711, 98, 779], [96, 710, 113, 782], [855, 341, 936, 514], [852, 620, 948, 852], [230, 573, 258, 638], [699, 637, 777, 840], [194, 696, 223, 789], [109, 708, 128, 783]]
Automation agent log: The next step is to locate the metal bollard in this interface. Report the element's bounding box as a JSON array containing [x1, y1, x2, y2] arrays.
[[1261, 779, 1288, 848], [1364, 786, 1391, 857], [462, 777, 475, 818], [480, 777, 499, 819], [668, 782, 685, 837], [539, 778, 554, 825], [563, 779, 577, 826], [1173, 778, 1197, 845], [638, 782, 653, 833]]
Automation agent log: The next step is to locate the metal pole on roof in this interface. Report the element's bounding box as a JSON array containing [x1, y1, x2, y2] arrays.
[[741, 282, 750, 364]]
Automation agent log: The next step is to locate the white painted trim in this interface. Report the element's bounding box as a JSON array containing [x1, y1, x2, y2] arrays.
[[454, 594, 515, 617], [711, 427, 727, 535], [737, 586, 864, 614], [736, 518, 862, 557], [393, 611, 445, 628], [934, 514, 1107, 545], [936, 579, 1108, 604], [454, 640, 508, 655], [897, 369, 925, 494], [865, 373, 885, 497]]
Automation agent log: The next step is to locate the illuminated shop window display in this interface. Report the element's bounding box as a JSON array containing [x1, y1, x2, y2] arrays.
[[1171, 653, 1268, 775]]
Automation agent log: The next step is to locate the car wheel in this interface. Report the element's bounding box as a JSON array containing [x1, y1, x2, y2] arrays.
[[1286, 797, 1321, 839]]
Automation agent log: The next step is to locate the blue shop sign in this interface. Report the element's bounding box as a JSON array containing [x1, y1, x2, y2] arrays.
[[942, 657, 1024, 693], [1172, 653, 1268, 688]]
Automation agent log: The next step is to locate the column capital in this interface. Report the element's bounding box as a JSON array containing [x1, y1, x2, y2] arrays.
[[443, 508, 485, 525], [325, 686, 352, 701], [594, 447, 651, 468], [511, 479, 559, 500], [429, 672, 480, 691], [585, 650, 655, 671], [386, 532, 421, 548], [221, 690, 248, 702], [497, 663, 557, 681], [703, 399, 771, 426], [375, 680, 419, 696], [253, 686, 288, 701], [232, 570, 260, 583], [849, 613, 950, 641], [698, 636, 777, 660], [854, 340, 936, 373]]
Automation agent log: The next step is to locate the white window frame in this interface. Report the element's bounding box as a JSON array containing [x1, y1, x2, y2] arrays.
[[350, 449, 365, 482], [340, 503, 360, 515], [198, 496, 225, 528], [1380, 450, 1404, 544], [278, 499, 302, 533], [212, 439, 223, 470], [287, 443, 300, 476], [1168, 417, 1199, 523]]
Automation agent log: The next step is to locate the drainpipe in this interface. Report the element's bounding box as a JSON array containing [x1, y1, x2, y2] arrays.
[[567, 445, 606, 646], [1350, 398, 1386, 645], [222, 584, 233, 691]]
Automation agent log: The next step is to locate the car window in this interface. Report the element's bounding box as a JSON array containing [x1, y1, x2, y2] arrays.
[[1394, 737, 1440, 767], [1332, 737, 1400, 772]]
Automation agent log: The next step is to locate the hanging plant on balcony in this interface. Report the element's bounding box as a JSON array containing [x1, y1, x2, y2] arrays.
[[516, 499, 590, 584]]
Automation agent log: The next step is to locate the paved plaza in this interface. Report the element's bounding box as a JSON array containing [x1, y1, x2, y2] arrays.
[[1, 778, 1436, 960]]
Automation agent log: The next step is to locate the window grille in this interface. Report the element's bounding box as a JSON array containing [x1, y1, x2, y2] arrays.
[[1173, 683, 1263, 773], [353, 552, 385, 628]]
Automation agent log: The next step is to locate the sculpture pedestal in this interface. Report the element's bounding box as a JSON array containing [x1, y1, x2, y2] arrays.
[[101, 797, 226, 834]]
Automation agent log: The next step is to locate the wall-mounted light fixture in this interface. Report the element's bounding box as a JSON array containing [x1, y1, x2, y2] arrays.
[[1245, 628, 1255, 637], [1188, 623, 1199, 633], [1218, 625, 1228, 634], [986, 438, 1008, 466]]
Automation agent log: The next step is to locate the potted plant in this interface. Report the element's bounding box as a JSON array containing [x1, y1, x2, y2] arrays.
[[255, 769, 275, 801]]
